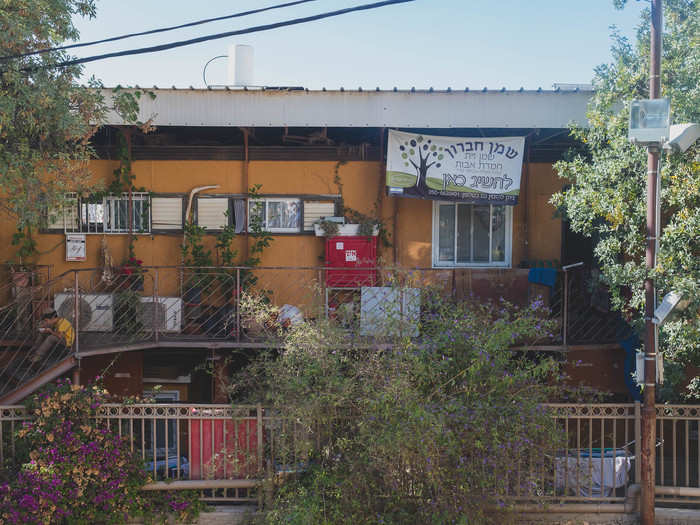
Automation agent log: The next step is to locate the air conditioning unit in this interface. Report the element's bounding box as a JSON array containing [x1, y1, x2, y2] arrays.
[[139, 297, 182, 333], [54, 293, 114, 332]]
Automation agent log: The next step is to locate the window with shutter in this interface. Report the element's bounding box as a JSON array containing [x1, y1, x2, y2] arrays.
[[197, 198, 229, 230], [303, 201, 336, 231], [152, 197, 183, 230]]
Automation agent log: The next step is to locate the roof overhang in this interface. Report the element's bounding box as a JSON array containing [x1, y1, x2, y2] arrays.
[[103, 88, 592, 129]]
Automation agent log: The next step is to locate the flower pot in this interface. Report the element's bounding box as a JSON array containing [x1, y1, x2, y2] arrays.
[[314, 224, 379, 236]]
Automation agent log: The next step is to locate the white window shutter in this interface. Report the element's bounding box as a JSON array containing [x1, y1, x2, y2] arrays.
[[303, 201, 336, 231], [197, 198, 229, 230], [152, 197, 183, 230]]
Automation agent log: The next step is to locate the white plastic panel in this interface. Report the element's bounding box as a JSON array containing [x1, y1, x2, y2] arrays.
[[152, 197, 183, 230], [197, 198, 229, 230], [360, 287, 420, 337]]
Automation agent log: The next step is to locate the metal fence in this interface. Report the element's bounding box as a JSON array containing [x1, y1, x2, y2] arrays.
[[0, 402, 699, 506]]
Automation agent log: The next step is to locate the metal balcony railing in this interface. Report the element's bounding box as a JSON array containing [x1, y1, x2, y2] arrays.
[[0, 264, 623, 400]]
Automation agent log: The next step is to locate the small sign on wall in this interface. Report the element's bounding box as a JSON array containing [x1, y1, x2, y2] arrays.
[[66, 234, 86, 261]]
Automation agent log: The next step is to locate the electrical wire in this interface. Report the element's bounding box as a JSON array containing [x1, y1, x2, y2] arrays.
[[1, 0, 318, 60], [36, 0, 415, 70]]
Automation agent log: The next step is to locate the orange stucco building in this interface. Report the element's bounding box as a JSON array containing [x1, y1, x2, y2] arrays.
[[0, 88, 633, 403]]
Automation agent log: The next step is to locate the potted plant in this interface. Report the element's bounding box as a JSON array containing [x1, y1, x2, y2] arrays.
[[313, 217, 379, 237]]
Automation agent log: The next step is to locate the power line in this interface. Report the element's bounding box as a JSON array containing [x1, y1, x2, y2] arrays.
[[45, 0, 416, 70], [1, 0, 318, 60]]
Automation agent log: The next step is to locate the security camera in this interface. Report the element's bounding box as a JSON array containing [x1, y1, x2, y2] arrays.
[[664, 123, 700, 153]]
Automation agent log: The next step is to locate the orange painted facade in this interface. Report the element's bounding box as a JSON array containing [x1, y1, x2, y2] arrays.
[[1, 159, 565, 275]]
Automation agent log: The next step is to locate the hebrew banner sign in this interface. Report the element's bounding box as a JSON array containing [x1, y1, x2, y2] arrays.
[[386, 130, 525, 205]]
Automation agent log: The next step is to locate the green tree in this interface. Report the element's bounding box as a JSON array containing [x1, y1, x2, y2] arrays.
[[552, 0, 699, 399], [235, 290, 563, 525], [0, 0, 150, 230]]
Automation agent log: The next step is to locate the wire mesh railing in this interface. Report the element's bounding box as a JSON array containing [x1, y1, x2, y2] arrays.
[[0, 264, 629, 399]]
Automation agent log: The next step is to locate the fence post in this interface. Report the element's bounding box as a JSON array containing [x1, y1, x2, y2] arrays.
[[635, 401, 642, 484], [318, 269, 324, 320], [256, 404, 264, 478], [153, 269, 159, 344]]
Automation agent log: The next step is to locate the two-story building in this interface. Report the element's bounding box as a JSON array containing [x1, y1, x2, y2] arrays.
[[0, 86, 636, 404]]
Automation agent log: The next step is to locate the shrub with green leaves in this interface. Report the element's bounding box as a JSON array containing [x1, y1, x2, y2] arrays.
[[236, 289, 563, 525]]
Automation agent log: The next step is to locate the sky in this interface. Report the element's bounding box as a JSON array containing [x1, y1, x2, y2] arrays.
[[71, 0, 647, 90]]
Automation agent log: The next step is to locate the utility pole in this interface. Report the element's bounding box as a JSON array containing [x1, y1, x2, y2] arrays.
[[641, 0, 662, 523]]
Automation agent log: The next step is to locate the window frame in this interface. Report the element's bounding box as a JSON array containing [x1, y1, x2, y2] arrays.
[[431, 201, 512, 268], [56, 192, 152, 234], [248, 197, 302, 233]]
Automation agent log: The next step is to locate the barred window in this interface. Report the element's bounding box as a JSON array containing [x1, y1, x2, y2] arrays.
[[52, 193, 151, 234]]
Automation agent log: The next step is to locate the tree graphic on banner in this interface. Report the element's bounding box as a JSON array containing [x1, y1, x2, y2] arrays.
[[399, 135, 444, 190]]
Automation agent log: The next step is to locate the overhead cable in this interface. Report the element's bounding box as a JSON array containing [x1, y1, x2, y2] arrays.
[[1, 0, 318, 60], [41, 0, 416, 70]]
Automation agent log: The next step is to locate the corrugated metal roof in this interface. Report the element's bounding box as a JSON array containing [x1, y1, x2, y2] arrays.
[[103, 87, 593, 129]]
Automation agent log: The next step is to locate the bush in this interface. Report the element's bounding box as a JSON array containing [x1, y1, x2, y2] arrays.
[[237, 289, 564, 525], [0, 380, 203, 525]]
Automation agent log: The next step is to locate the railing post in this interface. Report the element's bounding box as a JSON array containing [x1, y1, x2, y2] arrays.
[[236, 269, 241, 343], [318, 269, 324, 319], [73, 271, 80, 357], [635, 400, 642, 484], [153, 269, 159, 344], [256, 404, 263, 476], [562, 270, 569, 347]]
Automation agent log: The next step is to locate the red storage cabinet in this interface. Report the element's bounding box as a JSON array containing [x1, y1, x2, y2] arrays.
[[325, 236, 377, 287]]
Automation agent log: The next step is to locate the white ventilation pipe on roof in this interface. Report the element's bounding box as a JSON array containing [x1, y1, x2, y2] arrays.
[[227, 44, 254, 86]]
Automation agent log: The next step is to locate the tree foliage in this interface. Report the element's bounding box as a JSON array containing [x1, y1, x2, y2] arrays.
[[235, 289, 564, 524], [0, 0, 150, 229], [551, 0, 699, 399]]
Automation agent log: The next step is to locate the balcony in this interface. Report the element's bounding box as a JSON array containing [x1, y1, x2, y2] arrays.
[[0, 264, 623, 402]]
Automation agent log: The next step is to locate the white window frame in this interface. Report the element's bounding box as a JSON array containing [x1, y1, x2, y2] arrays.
[[248, 198, 302, 233], [62, 192, 151, 234], [431, 201, 512, 268]]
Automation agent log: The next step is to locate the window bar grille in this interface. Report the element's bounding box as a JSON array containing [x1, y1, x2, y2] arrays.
[[470, 205, 474, 262], [488, 205, 493, 264]]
